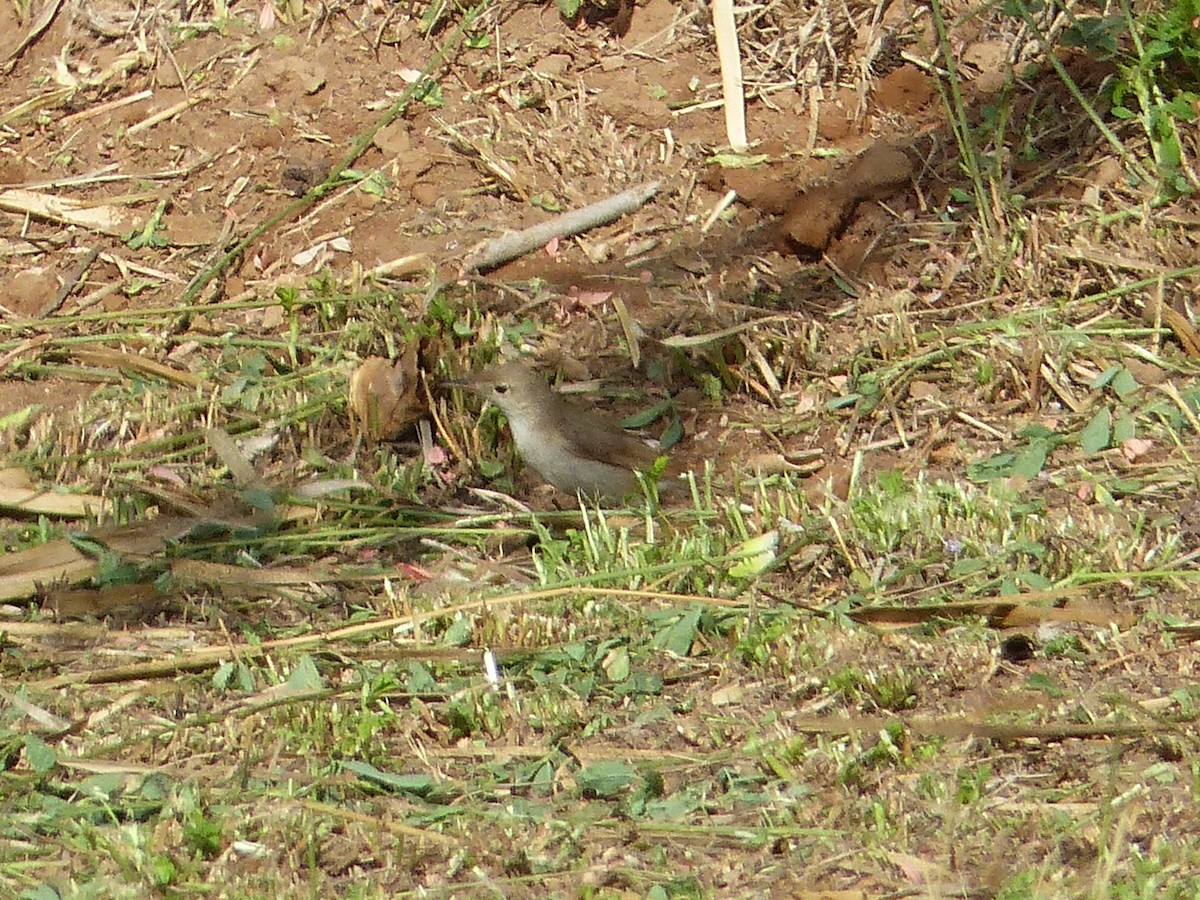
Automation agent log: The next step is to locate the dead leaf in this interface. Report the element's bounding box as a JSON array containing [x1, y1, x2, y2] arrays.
[[908, 380, 942, 401], [749, 451, 823, 476], [1144, 298, 1200, 357], [45, 582, 167, 620], [0, 540, 97, 601], [206, 428, 265, 488], [71, 348, 199, 387], [0, 188, 137, 236], [348, 349, 421, 441], [887, 851, 950, 888], [170, 559, 335, 592], [850, 591, 1136, 631], [0, 468, 108, 518], [90, 516, 220, 554], [3, 691, 72, 732], [568, 286, 613, 307], [1120, 437, 1154, 462], [711, 684, 744, 706]]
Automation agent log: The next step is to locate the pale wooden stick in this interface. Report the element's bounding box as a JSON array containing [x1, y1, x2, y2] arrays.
[[60, 89, 153, 127], [461, 180, 662, 272], [712, 0, 748, 152], [127, 92, 209, 135]]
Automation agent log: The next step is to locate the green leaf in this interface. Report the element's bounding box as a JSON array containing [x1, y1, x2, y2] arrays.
[[614, 671, 662, 698], [948, 556, 988, 578], [876, 469, 910, 496], [659, 416, 684, 449], [359, 171, 388, 197], [407, 661, 437, 693], [0, 404, 41, 431], [1111, 368, 1139, 398], [706, 153, 770, 168], [416, 79, 443, 107], [477, 458, 506, 479], [576, 761, 639, 798], [81, 772, 126, 799], [556, 0, 581, 18], [1024, 673, 1062, 697], [602, 646, 630, 682], [1146, 39, 1173, 58], [123, 199, 170, 250], [1011, 440, 1050, 478], [529, 194, 562, 212], [445, 700, 479, 740], [240, 487, 277, 513], [23, 734, 57, 775], [213, 661, 255, 692], [699, 373, 723, 401], [852, 372, 882, 411], [653, 606, 702, 657], [1163, 96, 1198, 121], [183, 808, 222, 859], [1003, 0, 1042, 14], [213, 661, 235, 690], [66, 534, 108, 557], [967, 451, 1017, 481], [285, 654, 325, 692], [341, 760, 435, 796], [1016, 423, 1057, 441], [621, 398, 673, 429], [1017, 571, 1051, 590], [1080, 407, 1112, 455], [1060, 16, 1121, 54], [1113, 413, 1136, 445], [1089, 365, 1122, 389], [729, 530, 778, 578], [150, 854, 177, 887], [443, 616, 473, 647], [1142, 762, 1179, 784]]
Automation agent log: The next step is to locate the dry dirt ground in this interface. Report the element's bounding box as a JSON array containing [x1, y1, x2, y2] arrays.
[[3, 0, 1200, 896]]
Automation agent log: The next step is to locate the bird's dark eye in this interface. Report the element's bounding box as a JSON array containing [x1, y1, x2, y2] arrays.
[[494, 383, 510, 395]]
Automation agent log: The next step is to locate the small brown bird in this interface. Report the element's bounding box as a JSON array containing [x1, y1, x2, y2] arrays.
[[449, 362, 674, 500]]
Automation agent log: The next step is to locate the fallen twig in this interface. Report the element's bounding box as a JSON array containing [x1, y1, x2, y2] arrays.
[[37, 247, 98, 317], [461, 180, 662, 273]]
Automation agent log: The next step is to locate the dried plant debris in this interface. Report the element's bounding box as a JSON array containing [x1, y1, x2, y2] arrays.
[[348, 350, 422, 442]]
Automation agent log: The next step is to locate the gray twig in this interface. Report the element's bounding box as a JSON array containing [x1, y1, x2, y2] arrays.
[[461, 180, 662, 273]]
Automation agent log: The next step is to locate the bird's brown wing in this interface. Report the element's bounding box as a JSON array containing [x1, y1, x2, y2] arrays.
[[552, 394, 662, 471]]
